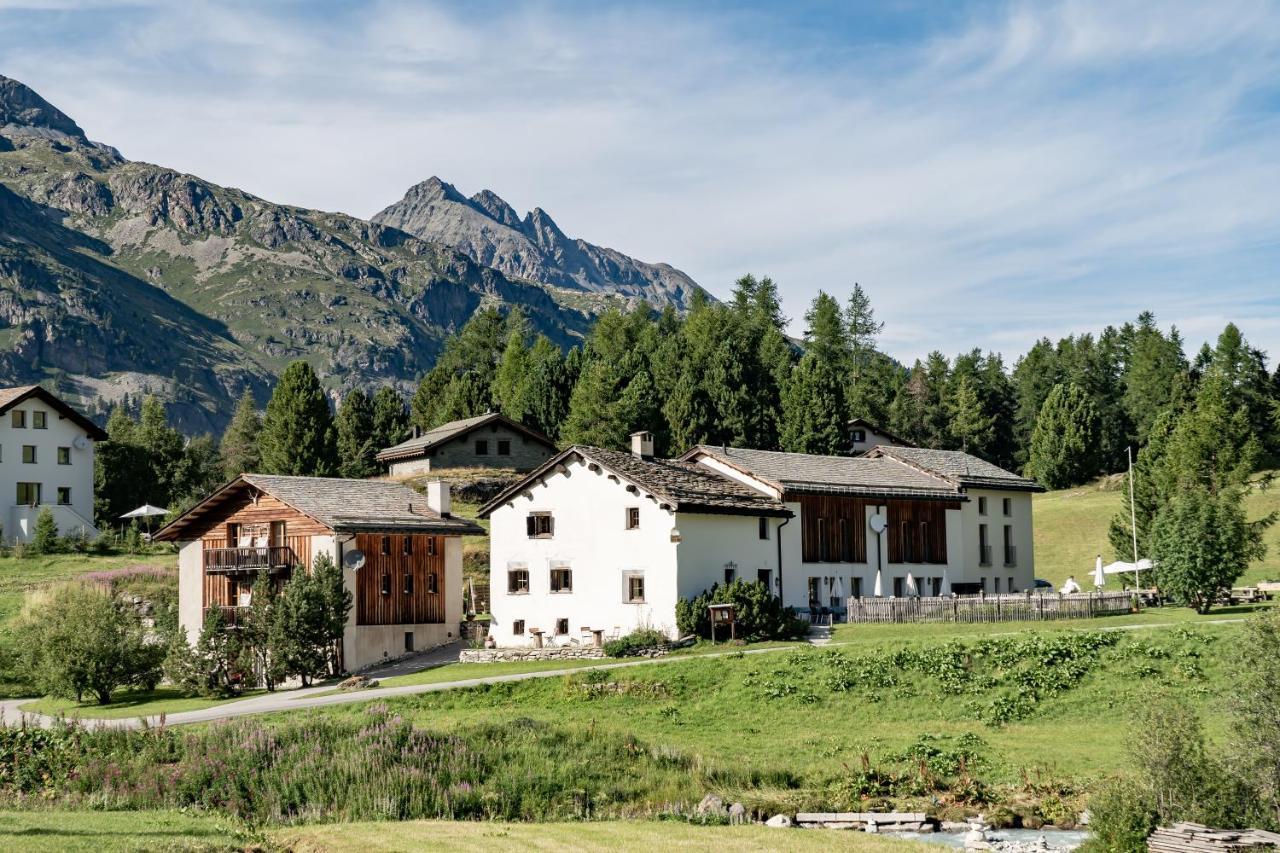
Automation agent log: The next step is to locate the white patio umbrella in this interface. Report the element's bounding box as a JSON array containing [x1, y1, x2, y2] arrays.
[[834, 576, 845, 602], [940, 565, 952, 596], [905, 572, 919, 597], [873, 569, 883, 598], [1093, 555, 1106, 589], [119, 504, 169, 535]]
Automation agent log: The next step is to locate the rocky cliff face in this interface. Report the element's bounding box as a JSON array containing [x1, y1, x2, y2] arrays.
[[0, 76, 693, 432], [373, 177, 705, 310]]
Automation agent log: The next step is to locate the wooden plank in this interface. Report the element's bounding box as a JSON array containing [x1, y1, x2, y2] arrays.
[[355, 532, 445, 626]]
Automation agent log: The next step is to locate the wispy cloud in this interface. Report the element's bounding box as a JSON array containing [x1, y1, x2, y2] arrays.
[[2, 0, 1278, 363]]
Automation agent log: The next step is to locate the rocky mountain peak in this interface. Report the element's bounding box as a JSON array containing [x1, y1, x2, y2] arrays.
[[469, 189, 521, 228], [0, 75, 86, 139], [404, 175, 468, 204]]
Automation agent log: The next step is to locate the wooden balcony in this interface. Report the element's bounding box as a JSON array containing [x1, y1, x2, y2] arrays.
[[203, 604, 248, 628], [203, 545, 298, 574]]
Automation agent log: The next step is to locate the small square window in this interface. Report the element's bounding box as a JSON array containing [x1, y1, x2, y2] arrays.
[[757, 568, 772, 587], [724, 566, 736, 584], [497, 439, 511, 455], [555, 618, 569, 636], [527, 512, 553, 538], [22, 445, 36, 464], [625, 572, 645, 603], [56, 487, 71, 506], [475, 439, 489, 455], [625, 507, 640, 530], [513, 619, 526, 636], [16, 482, 40, 506], [508, 568, 530, 594], [402, 537, 413, 555], [403, 572, 414, 594], [32, 411, 46, 429], [978, 497, 987, 515], [758, 518, 769, 540], [11, 410, 25, 428], [550, 566, 572, 592], [426, 573, 438, 594], [57, 447, 70, 465], [380, 536, 391, 555], [404, 631, 415, 652], [852, 429, 866, 442], [1003, 498, 1012, 516]]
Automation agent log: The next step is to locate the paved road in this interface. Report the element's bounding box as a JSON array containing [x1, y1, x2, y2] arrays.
[[0, 617, 1246, 731]]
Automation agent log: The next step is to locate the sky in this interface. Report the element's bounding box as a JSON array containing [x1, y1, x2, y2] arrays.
[[2, 0, 1279, 365]]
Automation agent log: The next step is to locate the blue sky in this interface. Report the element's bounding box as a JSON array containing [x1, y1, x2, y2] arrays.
[[3, 0, 1279, 364]]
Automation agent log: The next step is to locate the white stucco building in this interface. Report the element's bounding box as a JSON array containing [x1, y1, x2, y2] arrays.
[[0, 385, 104, 542], [481, 433, 1042, 646]]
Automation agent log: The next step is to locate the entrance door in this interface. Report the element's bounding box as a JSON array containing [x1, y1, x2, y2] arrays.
[[807, 577, 821, 610]]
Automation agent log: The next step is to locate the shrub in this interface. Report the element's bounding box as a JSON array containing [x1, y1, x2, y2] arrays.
[[27, 507, 61, 555], [604, 627, 668, 657], [1082, 776, 1157, 853], [676, 579, 807, 642]]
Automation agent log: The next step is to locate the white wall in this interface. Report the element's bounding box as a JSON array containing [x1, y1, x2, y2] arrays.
[[958, 489, 1036, 593], [177, 539, 204, 644], [672, 512, 781, 599], [0, 396, 97, 541], [488, 455, 680, 645]]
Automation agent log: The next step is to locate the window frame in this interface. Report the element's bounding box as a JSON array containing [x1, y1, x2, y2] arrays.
[[1002, 497, 1012, 516], [623, 571, 646, 603], [625, 506, 640, 530], [402, 536, 413, 556], [497, 439, 511, 456], [527, 511, 554, 538], [507, 567, 530, 594], [426, 536, 436, 556], [512, 619, 525, 636], [403, 572, 414, 595], [978, 496, 987, 515], [555, 618, 569, 636], [380, 536, 391, 556], [32, 411, 46, 429], [426, 573, 438, 595], [11, 410, 25, 429], [56, 486, 71, 506], [549, 565, 573, 593], [57, 446, 71, 465], [724, 566, 736, 585], [474, 438, 489, 456], [21, 445, 36, 464], [16, 482, 39, 506], [758, 517, 769, 540]]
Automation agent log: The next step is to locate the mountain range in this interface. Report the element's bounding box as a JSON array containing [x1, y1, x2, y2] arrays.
[[0, 75, 705, 432]]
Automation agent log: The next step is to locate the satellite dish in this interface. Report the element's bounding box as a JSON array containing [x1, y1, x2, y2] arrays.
[[72, 435, 88, 451], [869, 514, 887, 534], [343, 549, 366, 571]]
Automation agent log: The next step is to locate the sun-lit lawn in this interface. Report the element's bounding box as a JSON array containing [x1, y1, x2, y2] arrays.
[[0, 551, 175, 625], [18, 687, 264, 720], [1032, 472, 1280, 589], [0, 809, 256, 852]]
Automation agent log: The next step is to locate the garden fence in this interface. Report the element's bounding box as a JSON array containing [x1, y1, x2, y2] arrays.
[[840, 591, 1134, 624]]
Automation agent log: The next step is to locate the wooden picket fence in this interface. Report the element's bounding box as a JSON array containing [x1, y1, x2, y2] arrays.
[[840, 591, 1134, 624]]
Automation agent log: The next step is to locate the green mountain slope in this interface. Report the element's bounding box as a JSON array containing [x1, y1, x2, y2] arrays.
[[0, 75, 669, 431]]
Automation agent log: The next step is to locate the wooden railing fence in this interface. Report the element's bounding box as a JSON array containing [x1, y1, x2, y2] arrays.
[[840, 591, 1134, 624]]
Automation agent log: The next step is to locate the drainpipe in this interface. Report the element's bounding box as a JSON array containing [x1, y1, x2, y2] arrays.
[[876, 503, 885, 596], [775, 513, 791, 603]]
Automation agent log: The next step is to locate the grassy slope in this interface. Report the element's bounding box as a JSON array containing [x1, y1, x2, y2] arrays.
[[0, 551, 174, 624], [0, 810, 257, 853], [1032, 473, 1280, 590]]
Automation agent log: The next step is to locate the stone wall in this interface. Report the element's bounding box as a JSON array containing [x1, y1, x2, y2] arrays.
[[459, 646, 607, 663]]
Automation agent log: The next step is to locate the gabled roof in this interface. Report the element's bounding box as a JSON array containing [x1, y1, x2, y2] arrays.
[[847, 417, 915, 448], [862, 445, 1044, 492], [0, 385, 107, 440], [153, 473, 485, 541], [376, 411, 556, 463], [477, 445, 792, 519], [681, 445, 962, 500]]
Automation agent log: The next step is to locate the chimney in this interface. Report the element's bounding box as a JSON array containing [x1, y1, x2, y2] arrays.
[[630, 431, 654, 460], [411, 424, 422, 439], [426, 481, 451, 516]]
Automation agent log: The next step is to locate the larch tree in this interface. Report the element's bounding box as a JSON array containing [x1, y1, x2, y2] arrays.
[[947, 374, 995, 455], [220, 390, 262, 479], [258, 360, 337, 477]]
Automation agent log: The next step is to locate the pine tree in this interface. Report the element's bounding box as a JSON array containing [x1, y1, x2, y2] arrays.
[[889, 361, 931, 446], [523, 336, 571, 440], [220, 391, 262, 479], [1026, 383, 1101, 488], [137, 396, 187, 506], [410, 308, 510, 429], [493, 321, 533, 423], [259, 361, 337, 477], [28, 507, 60, 555], [1150, 485, 1265, 613], [1122, 312, 1188, 446], [335, 388, 378, 479], [370, 386, 409, 453], [780, 353, 847, 455], [947, 374, 995, 454]]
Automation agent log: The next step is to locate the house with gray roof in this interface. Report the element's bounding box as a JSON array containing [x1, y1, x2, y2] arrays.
[[156, 473, 483, 672], [376, 412, 557, 476]]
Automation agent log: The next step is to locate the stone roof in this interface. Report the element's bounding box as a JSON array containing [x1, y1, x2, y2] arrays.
[[865, 446, 1043, 492], [478, 446, 792, 518], [376, 411, 555, 462], [682, 445, 962, 500], [154, 474, 484, 541], [0, 384, 108, 440]]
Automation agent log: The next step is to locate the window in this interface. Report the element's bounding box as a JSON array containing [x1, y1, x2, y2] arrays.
[[426, 537, 436, 556], [994, 577, 1002, 593], [978, 496, 987, 515], [404, 632, 414, 652], [1002, 497, 1012, 516], [555, 618, 569, 636], [758, 518, 769, 540], [11, 410, 25, 428], [979, 523, 991, 566], [402, 536, 413, 555], [851, 576, 863, 598], [512, 619, 525, 636], [381, 573, 391, 595], [757, 568, 772, 587], [931, 577, 942, 596], [808, 577, 821, 609], [380, 536, 391, 555], [403, 572, 414, 594], [55, 446, 69, 466], [32, 411, 46, 429], [852, 428, 866, 443], [426, 573, 438, 594], [527, 512, 553, 538], [16, 482, 39, 506], [507, 568, 530, 594], [893, 577, 904, 597], [474, 439, 489, 456], [21, 445, 36, 464], [271, 520, 287, 546], [624, 571, 645, 603], [920, 521, 931, 563], [550, 566, 573, 592], [1003, 525, 1016, 566], [901, 521, 915, 563], [817, 518, 828, 561], [724, 566, 736, 584], [1008, 576, 1016, 593], [497, 439, 511, 455], [625, 507, 640, 530], [839, 518, 850, 561], [56, 487, 71, 506]]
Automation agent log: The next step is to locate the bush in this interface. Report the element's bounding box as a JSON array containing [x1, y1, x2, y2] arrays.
[[1083, 776, 1157, 853], [604, 627, 669, 657], [27, 507, 61, 555], [675, 579, 807, 642]]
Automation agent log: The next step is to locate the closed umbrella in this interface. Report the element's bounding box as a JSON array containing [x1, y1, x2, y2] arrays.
[[941, 565, 952, 596], [873, 569, 883, 598], [905, 572, 918, 597], [1093, 555, 1106, 589], [834, 576, 845, 602]]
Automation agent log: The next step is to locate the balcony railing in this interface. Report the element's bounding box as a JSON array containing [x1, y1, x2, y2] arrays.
[[979, 544, 992, 566], [1004, 546, 1017, 567], [203, 604, 248, 627], [203, 545, 297, 573]]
